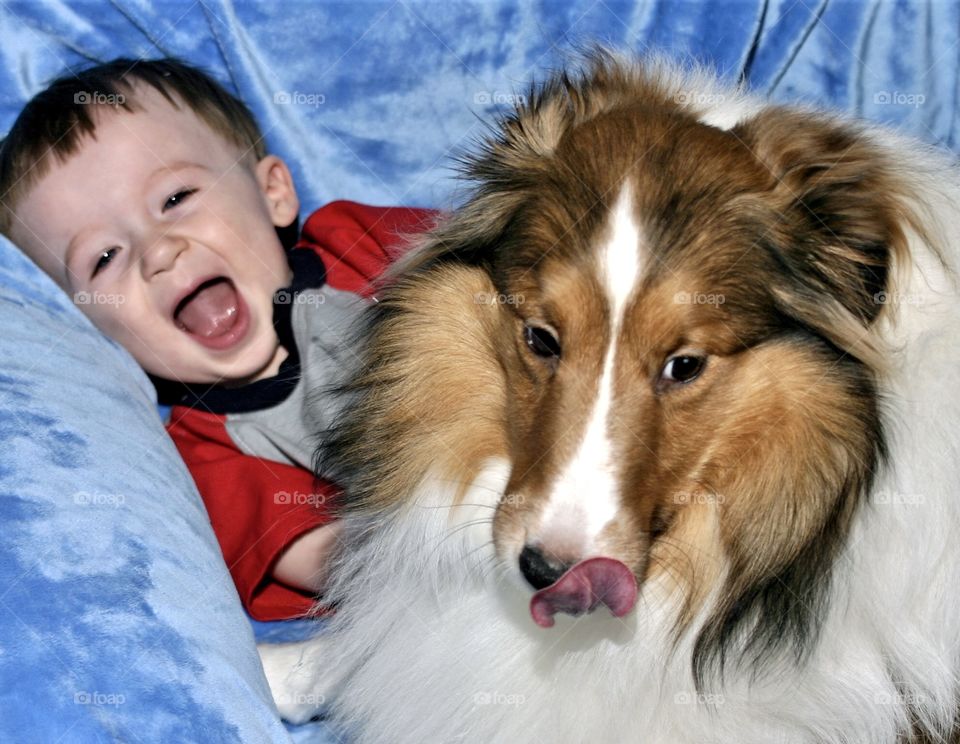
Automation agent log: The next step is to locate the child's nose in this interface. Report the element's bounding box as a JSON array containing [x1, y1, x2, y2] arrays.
[[141, 233, 189, 278]]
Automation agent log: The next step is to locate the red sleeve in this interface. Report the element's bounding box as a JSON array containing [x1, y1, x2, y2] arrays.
[[295, 200, 437, 296], [166, 406, 338, 621]]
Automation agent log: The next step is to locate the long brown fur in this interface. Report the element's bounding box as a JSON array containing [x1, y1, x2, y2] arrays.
[[320, 51, 914, 694]]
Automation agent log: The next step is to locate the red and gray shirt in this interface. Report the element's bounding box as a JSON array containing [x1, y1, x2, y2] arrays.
[[165, 201, 434, 620]]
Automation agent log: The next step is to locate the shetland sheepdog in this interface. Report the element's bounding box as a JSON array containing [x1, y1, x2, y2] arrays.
[[260, 54, 960, 743]]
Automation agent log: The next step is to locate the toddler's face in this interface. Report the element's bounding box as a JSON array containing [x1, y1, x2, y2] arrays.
[[9, 85, 298, 385]]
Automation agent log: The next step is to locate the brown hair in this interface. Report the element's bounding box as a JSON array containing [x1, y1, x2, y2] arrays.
[[0, 57, 267, 234]]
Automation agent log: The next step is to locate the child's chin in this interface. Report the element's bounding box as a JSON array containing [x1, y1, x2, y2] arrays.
[[213, 344, 286, 386]]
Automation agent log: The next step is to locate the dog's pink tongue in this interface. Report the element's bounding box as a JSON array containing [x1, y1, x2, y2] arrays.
[[530, 557, 637, 628], [176, 280, 239, 338]]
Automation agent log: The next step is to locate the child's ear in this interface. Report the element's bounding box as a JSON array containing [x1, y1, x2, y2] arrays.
[[255, 155, 300, 228]]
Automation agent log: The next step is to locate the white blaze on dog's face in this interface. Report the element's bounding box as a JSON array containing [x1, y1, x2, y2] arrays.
[[531, 185, 644, 568]]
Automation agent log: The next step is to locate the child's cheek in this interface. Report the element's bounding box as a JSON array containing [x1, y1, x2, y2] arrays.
[[75, 289, 127, 315], [77, 298, 133, 342]]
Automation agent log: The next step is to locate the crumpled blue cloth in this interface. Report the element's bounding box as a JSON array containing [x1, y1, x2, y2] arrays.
[[1, 2, 956, 742], [0, 239, 294, 742]]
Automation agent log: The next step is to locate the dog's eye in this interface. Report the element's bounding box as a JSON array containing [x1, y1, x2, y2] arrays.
[[660, 355, 705, 385], [524, 324, 561, 360]]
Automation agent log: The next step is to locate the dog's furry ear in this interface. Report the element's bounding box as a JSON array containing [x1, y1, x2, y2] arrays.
[[735, 109, 911, 353]]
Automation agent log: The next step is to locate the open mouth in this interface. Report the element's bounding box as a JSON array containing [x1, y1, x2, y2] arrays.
[[173, 276, 250, 350]]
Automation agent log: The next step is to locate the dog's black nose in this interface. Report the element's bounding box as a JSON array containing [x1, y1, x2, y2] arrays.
[[519, 545, 568, 590]]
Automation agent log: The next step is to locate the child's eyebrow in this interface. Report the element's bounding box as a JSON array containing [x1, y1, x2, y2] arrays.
[[147, 161, 206, 181]]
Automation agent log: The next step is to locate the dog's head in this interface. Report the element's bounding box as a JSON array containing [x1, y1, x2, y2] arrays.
[[325, 53, 918, 680]]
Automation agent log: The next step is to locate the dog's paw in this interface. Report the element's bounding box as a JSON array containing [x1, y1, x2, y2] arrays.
[[258, 640, 330, 724]]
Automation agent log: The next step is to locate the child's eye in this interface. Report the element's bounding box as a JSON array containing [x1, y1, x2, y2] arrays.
[[163, 189, 196, 212], [91, 247, 119, 278]]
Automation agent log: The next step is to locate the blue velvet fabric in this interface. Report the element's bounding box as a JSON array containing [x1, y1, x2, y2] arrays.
[[0, 2, 956, 742], [0, 240, 293, 742]]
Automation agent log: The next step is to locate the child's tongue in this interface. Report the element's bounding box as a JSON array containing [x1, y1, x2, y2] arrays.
[[176, 279, 240, 338]]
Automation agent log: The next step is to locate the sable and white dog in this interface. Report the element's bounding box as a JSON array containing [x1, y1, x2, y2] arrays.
[[261, 54, 960, 743]]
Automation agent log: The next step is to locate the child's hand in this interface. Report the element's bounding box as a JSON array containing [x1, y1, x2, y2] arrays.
[[273, 521, 344, 594]]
